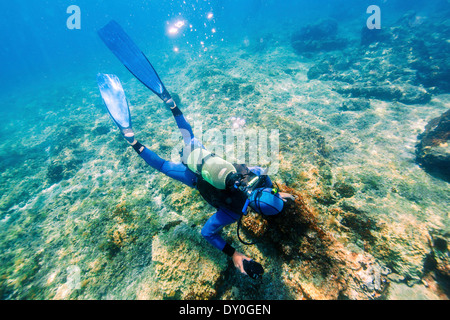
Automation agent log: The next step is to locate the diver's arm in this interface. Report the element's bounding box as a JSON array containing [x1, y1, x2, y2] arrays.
[[201, 209, 240, 256], [201, 210, 252, 275]]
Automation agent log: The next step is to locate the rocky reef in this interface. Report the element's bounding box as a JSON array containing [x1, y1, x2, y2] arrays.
[[242, 185, 389, 299], [416, 109, 450, 182], [291, 19, 348, 55], [136, 224, 228, 300], [302, 12, 450, 105]]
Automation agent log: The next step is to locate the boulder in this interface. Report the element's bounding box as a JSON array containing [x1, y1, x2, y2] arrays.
[[136, 224, 227, 300], [333, 84, 431, 105], [291, 19, 347, 54], [361, 27, 392, 46], [416, 109, 450, 182], [339, 98, 371, 111]]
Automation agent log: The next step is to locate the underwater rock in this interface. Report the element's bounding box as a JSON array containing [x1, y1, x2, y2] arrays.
[[416, 59, 450, 94], [242, 185, 388, 299], [295, 19, 339, 40], [93, 125, 110, 135], [307, 61, 334, 81], [221, 81, 241, 100], [416, 109, 450, 182], [361, 11, 420, 47], [360, 27, 392, 46], [46, 161, 65, 184], [46, 155, 83, 185], [99, 203, 139, 259], [333, 180, 357, 198], [397, 84, 432, 105], [264, 185, 327, 248], [334, 84, 431, 105], [339, 98, 371, 112], [372, 219, 432, 282], [428, 234, 450, 293], [334, 84, 401, 102], [306, 12, 450, 100], [281, 229, 389, 299], [291, 19, 348, 54], [136, 224, 227, 300], [306, 56, 357, 84]]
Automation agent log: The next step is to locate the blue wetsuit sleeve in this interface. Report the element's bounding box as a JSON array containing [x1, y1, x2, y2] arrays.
[[201, 208, 240, 256], [140, 147, 165, 171], [174, 114, 194, 145], [139, 147, 197, 188]]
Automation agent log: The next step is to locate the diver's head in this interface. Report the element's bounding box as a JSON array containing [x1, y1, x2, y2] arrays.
[[248, 187, 284, 216]]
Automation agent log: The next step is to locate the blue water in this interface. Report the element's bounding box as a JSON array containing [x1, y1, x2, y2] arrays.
[[0, 0, 446, 96]]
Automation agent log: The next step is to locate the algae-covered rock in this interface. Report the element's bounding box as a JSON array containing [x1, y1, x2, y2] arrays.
[[333, 181, 356, 198], [372, 218, 432, 282], [340, 99, 371, 112], [136, 224, 227, 300], [416, 109, 450, 182], [241, 185, 389, 300], [291, 19, 348, 54], [334, 84, 431, 105], [427, 232, 450, 294]]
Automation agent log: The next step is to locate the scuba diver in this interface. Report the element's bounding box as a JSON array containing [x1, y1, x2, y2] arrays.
[[97, 21, 294, 280]]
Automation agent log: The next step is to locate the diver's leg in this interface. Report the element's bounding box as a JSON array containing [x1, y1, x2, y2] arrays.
[[131, 140, 197, 188], [166, 100, 195, 145]]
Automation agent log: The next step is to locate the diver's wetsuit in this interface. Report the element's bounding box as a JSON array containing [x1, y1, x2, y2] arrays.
[[133, 106, 272, 257]]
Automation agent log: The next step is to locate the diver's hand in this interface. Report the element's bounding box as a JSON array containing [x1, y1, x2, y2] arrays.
[[279, 192, 295, 202], [232, 251, 251, 275]]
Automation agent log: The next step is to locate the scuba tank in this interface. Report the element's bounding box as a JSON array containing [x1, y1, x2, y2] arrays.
[[186, 147, 237, 190]]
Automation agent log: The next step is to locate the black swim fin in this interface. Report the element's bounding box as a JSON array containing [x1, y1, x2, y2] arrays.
[[243, 259, 264, 280], [98, 20, 172, 103]]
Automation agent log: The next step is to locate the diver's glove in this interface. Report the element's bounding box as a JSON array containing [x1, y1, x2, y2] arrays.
[[243, 260, 264, 280]]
